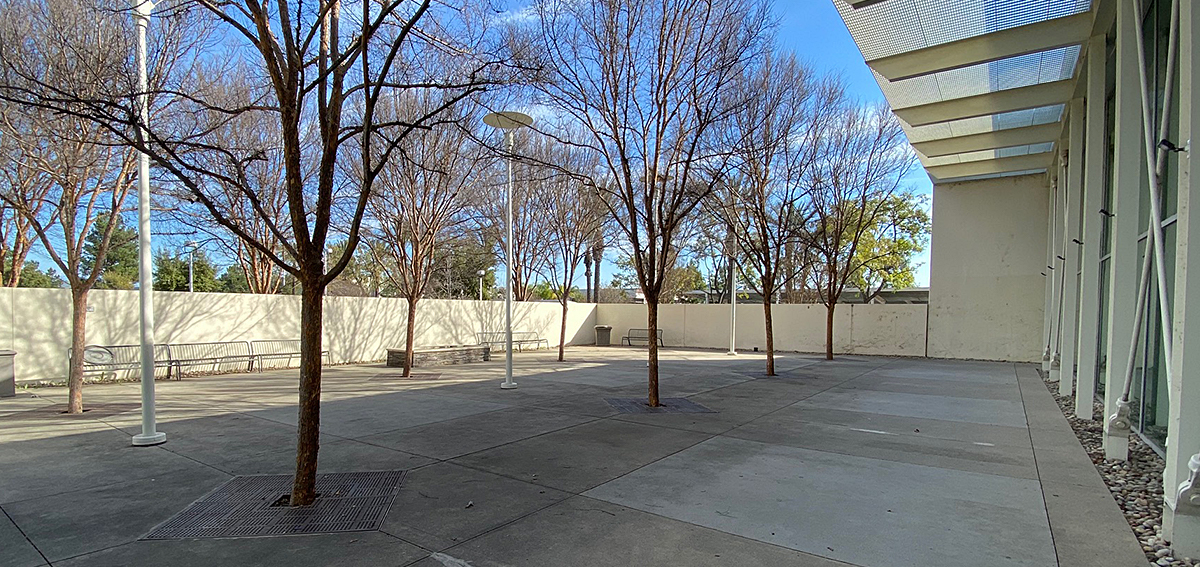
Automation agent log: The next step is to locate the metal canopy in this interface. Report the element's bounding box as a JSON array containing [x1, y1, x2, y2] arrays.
[[834, 0, 1095, 183]]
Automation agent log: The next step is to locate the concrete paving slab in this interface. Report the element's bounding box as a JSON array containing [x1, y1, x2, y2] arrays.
[[413, 496, 852, 567], [1041, 480, 1148, 567], [727, 417, 1039, 480], [0, 507, 45, 567], [4, 464, 230, 562], [0, 431, 209, 505], [381, 462, 570, 550], [841, 373, 1022, 401], [747, 404, 1034, 448], [248, 391, 510, 438], [359, 406, 598, 460], [797, 387, 1029, 427], [211, 437, 433, 476], [611, 388, 800, 435], [54, 531, 427, 567], [585, 436, 1056, 567], [453, 419, 710, 493]]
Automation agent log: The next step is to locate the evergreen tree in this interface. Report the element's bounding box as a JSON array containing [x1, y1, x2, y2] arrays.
[[82, 216, 138, 289]]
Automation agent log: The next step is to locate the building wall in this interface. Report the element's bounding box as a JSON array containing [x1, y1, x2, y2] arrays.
[[927, 173, 1050, 362], [596, 302, 927, 357], [5, 289, 596, 383]]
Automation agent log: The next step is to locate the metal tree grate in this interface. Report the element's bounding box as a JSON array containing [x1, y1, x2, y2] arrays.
[[371, 372, 443, 381], [605, 398, 715, 414], [142, 470, 405, 540]]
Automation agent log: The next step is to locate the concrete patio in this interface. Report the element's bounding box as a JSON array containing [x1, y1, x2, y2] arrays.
[[0, 347, 1145, 567]]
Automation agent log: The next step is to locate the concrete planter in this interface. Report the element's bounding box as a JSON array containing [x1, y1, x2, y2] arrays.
[[386, 345, 491, 368]]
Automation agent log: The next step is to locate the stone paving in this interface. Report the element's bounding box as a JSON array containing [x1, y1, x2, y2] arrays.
[[0, 347, 1146, 566]]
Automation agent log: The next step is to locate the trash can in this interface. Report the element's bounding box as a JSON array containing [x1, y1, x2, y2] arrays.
[[594, 325, 613, 346], [0, 350, 15, 398]]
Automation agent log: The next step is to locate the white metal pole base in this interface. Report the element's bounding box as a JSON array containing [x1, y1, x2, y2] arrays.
[[132, 431, 166, 446], [726, 351, 737, 356], [500, 381, 518, 390]]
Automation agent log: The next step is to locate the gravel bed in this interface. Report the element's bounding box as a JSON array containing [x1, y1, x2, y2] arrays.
[[1042, 377, 1196, 567]]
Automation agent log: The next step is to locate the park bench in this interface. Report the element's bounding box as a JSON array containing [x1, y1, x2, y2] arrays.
[[475, 331, 549, 351], [250, 339, 330, 371], [71, 344, 174, 380], [621, 328, 664, 346], [167, 341, 255, 377]]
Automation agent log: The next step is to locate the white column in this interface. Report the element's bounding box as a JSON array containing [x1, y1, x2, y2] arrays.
[[1164, 0, 1200, 554], [1076, 35, 1108, 420], [1058, 98, 1085, 397], [1042, 179, 1057, 373], [1103, 0, 1144, 461], [1049, 160, 1067, 384]]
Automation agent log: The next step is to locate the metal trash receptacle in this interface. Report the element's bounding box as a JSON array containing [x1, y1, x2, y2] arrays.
[[0, 350, 15, 398], [594, 325, 613, 346]]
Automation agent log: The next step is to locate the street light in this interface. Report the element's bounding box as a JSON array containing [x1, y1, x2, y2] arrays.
[[477, 269, 486, 302], [130, 0, 165, 447], [483, 110, 533, 390], [184, 240, 198, 292]]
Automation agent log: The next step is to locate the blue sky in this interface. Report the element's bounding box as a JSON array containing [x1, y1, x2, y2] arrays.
[[26, 1, 932, 290], [774, 1, 933, 287]]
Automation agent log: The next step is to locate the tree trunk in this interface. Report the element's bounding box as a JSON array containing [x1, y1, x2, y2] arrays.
[[291, 278, 326, 507], [67, 286, 88, 414], [824, 302, 835, 361], [558, 298, 568, 362], [646, 298, 660, 407], [403, 295, 419, 377], [763, 295, 775, 376], [583, 258, 592, 303], [592, 249, 602, 302]]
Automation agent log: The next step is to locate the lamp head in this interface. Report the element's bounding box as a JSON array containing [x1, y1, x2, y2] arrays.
[[483, 111, 534, 131]]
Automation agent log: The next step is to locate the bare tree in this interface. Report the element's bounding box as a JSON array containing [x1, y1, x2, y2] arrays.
[[369, 100, 481, 376], [521, 0, 769, 406], [472, 130, 552, 302], [533, 134, 604, 360], [712, 53, 841, 375], [0, 0, 507, 504], [0, 110, 53, 287], [0, 0, 179, 412], [807, 104, 914, 360]]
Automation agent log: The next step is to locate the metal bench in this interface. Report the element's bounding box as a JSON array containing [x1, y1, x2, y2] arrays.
[[71, 344, 174, 381], [167, 341, 255, 377], [475, 331, 549, 351], [250, 339, 331, 371], [622, 328, 664, 346]]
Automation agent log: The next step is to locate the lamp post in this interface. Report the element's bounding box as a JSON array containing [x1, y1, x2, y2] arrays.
[[477, 269, 486, 302], [726, 233, 737, 356], [184, 240, 198, 292], [483, 111, 533, 390], [130, 0, 165, 447]]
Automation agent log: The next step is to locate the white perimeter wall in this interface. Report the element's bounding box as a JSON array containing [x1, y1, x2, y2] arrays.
[[1, 289, 596, 383], [927, 173, 1049, 362], [596, 303, 928, 357]]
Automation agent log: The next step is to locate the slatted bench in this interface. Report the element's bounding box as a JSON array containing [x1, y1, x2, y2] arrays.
[[621, 328, 664, 346], [475, 331, 549, 351], [72, 344, 174, 381], [167, 341, 255, 377], [250, 339, 331, 371]]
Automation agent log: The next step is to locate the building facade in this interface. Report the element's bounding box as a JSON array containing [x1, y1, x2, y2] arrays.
[[833, 0, 1199, 555]]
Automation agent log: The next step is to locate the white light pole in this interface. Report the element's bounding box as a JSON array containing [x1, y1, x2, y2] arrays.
[[185, 240, 198, 292], [131, 0, 165, 447], [483, 111, 533, 390], [726, 234, 737, 356], [477, 269, 485, 301]]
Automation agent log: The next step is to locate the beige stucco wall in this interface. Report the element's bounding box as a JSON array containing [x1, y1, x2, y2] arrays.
[[927, 173, 1049, 362], [595, 302, 926, 356], [10, 289, 596, 383]]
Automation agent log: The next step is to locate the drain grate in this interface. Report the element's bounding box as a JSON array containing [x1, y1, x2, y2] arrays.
[[605, 398, 716, 414], [142, 470, 405, 540], [371, 372, 443, 381]]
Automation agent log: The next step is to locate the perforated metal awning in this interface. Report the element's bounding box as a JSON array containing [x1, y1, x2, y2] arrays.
[[833, 0, 1097, 183]]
